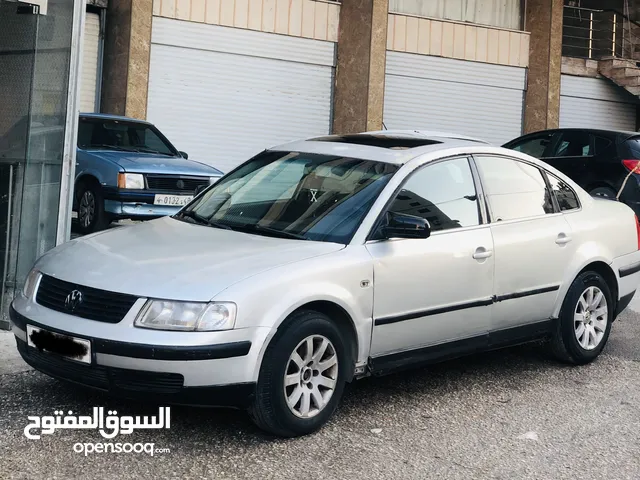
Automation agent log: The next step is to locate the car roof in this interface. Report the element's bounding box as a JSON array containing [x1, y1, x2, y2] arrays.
[[79, 112, 152, 124], [510, 128, 640, 140], [270, 131, 493, 165]]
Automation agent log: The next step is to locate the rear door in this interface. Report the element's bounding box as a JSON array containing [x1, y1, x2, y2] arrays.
[[542, 130, 593, 177], [474, 155, 577, 333]]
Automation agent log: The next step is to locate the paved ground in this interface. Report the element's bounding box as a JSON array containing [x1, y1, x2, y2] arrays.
[[2, 302, 640, 479]]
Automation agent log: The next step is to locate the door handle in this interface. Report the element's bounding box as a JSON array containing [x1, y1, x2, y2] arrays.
[[556, 233, 572, 245], [473, 247, 493, 260]]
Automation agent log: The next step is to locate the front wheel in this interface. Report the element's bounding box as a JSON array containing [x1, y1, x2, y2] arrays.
[[549, 271, 613, 365], [249, 310, 350, 437], [76, 184, 109, 234]]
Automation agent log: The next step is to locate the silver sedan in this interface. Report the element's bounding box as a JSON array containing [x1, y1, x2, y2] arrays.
[[10, 131, 640, 437]]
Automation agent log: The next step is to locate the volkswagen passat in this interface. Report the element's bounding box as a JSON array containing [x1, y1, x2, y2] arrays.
[[11, 131, 640, 437]]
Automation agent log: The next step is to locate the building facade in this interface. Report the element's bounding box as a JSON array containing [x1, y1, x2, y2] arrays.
[[83, 0, 640, 174]]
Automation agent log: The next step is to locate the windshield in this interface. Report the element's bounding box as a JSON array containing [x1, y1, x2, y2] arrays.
[[177, 151, 398, 243], [77, 117, 177, 156]]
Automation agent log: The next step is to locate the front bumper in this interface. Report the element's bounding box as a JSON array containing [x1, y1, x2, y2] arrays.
[[10, 296, 273, 407], [104, 199, 182, 219], [102, 189, 188, 219]]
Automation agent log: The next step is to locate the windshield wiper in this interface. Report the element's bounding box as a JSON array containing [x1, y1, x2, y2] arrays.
[[174, 211, 233, 230], [174, 210, 208, 225], [132, 147, 174, 156], [232, 223, 308, 240], [87, 144, 136, 152]]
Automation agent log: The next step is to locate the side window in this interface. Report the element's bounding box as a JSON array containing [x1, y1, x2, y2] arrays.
[[475, 156, 555, 222], [547, 174, 580, 211], [551, 131, 593, 157], [386, 157, 480, 232], [594, 136, 613, 155], [77, 120, 93, 148], [509, 133, 554, 158]]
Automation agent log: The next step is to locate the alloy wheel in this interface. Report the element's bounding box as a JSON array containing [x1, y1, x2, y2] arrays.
[[283, 334, 339, 419], [574, 286, 608, 351], [78, 190, 95, 228]]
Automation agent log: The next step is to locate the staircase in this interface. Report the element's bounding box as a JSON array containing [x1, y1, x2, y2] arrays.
[[563, 5, 640, 97], [599, 58, 640, 96]]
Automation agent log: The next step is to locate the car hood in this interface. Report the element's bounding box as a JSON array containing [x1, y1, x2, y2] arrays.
[[83, 150, 223, 176], [37, 217, 345, 301]]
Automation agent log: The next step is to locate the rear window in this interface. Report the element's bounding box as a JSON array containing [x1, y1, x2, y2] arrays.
[[624, 138, 640, 158]]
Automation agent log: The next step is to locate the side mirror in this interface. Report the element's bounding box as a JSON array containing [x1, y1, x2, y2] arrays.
[[382, 211, 431, 239], [194, 184, 207, 196], [179, 151, 189, 159]]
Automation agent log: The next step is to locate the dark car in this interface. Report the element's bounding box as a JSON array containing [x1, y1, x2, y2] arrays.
[[503, 128, 640, 215]]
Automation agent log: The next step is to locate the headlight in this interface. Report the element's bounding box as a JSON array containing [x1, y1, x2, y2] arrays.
[[134, 300, 237, 331], [22, 269, 41, 299], [117, 173, 145, 189], [209, 176, 221, 185]]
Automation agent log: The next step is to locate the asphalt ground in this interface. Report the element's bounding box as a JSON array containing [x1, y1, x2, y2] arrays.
[[2, 294, 640, 479]]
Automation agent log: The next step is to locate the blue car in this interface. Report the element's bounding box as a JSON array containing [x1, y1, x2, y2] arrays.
[[74, 114, 223, 233]]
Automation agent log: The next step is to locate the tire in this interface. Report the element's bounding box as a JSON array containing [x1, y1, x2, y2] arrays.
[[549, 271, 614, 365], [76, 182, 109, 234], [249, 310, 350, 437], [589, 186, 616, 199]]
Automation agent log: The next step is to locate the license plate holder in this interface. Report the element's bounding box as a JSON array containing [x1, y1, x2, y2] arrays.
[[153, 194, 193, 206], [26, 324, 92, 364]]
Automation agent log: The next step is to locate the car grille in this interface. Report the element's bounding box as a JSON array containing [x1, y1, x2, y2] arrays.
[[36, 274, 138, 324], [145, 175, 209, 193]]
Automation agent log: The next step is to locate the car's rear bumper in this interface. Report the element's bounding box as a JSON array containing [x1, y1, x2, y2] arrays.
[[612, 250, 640, 316]]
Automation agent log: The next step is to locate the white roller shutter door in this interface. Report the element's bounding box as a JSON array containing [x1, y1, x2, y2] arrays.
[[560, 75, 638, 131], [384, 52, 526, 145], [79, 11, 100, 113], [147, 18, 335, 172]]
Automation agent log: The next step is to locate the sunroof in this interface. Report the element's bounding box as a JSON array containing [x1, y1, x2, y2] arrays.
[[310, 135, 442, 149]]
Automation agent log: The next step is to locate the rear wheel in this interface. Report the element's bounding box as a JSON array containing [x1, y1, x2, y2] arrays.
[[76, 182, 109, 234], [589, 186, 616, 199], [550, 271, 613, 365], [249, 310, 350, 437]]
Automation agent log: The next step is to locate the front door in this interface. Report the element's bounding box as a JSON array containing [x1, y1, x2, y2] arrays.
[[474, 155, 577, 332], [367, 157, 494, 360]]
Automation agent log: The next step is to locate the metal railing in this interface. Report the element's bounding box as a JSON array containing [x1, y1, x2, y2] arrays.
[[562, 5, 640, 60]]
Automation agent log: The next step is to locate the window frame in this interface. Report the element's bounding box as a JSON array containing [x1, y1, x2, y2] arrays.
[[471, 154, 565, 224], [77, 117, 180, 156], [365, 155, 488, 242], [548, 130, 595, 159], [504, 131, 557, 159], [542, 170, 582, 213]]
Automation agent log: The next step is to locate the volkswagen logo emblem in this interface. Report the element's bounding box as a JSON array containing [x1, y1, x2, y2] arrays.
[[176, 179, 185, 190], [64, 290, 83, 312]]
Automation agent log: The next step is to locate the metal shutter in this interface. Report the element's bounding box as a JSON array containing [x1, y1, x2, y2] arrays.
[[560, 75, 638, 131], [147, 18, 335, 172], [79, 11, 100, 112], [383, 52, 526, 145]]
